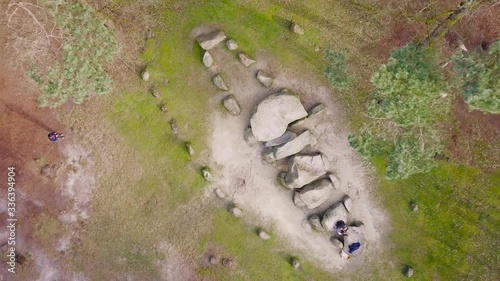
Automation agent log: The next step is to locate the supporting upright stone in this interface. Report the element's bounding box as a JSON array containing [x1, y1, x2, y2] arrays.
[[203, 51, 214, 67], [213, 74, 229, 91], [238, 52, 255, 67], [256, 70, 273, 88]]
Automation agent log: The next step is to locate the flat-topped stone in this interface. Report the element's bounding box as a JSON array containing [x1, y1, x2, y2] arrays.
[[265, 131, 297, 147], [250, 92, 307, 141], [274, 130, 315, 160], [197, 31, 227, 50], [238, 52, 255, 67], [293, 178, 334, 209], [284, 154, 329, 189]]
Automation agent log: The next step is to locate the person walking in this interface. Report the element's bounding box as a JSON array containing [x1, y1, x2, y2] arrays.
[[48, 132, 65, 142]]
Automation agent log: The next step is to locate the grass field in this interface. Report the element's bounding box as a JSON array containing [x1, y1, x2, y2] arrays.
[[58, 0, 500, 280], [378, 162, 500, 280]]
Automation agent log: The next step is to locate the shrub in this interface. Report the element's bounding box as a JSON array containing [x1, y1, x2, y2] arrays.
[[350, 44, 451, 179], [28, 1, 118, 108], [324, 49, 350, 89], [451, 40, 500, 114]]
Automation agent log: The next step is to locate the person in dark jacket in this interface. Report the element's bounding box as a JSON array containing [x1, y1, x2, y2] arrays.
[[48, 132, 65, 142]]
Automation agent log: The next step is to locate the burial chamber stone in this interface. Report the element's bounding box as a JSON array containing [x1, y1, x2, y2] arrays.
[[250, 92, 307, 142]]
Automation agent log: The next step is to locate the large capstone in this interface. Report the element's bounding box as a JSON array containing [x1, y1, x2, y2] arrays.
[[284, 154, 329, 189], [250, 92, 307, 141], [321, 203, 348, 231], [293, 178, 334, 209], [196, 31, 227, 50], [274, 130, 315, 160]]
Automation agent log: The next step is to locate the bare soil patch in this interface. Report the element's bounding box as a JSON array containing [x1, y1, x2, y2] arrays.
[[446, 97, 500, 171], [0, 16, 95, 280]]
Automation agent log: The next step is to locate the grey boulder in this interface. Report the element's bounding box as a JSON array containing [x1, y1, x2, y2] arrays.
[[258, 229, 270, 240], [256, 70, 273, 87], [226, 39, 238, 50], [202, 167, 213, 181], [293, 178, 334, 209], [262, 147, 277, 163], [170, 119, 180, 135], [197, 31, 227, 50], [229, 207, 243, 217], [238, 52, 255, 67], [203, 51, 214, 67], [250, 92, 307, 141], [284, 154, 329, 189], [141, 70, 150, 81], [213, 74, 229, 91], [290, 22, 304, 35], [291, 103, 327, 128], [274, 130, 315, 160], [265, 131, 297, 147], [342, 226, 365, 257], [243, 127, 257, 147], [185, 142, 195, 156], [328, 173, 341, 189], [342, 195, 353, 213], [321, 203, 348, 231], [222, 95, 241, 115], [214, 188, 226, 199], [403, 265, 414, 278], [308, 214, 324, 232]]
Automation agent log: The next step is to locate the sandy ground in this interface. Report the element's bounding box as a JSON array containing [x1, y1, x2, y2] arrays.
[[199, 27, 388, 272]]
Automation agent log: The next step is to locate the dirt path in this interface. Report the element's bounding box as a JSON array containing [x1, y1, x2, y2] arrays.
[[201, 28, 388, 272]]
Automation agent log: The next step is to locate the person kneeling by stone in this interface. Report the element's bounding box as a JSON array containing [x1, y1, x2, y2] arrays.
[[335, 220, 348, 236]]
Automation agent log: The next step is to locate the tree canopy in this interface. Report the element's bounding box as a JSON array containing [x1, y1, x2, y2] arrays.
[[451, 40, 500, 114], [349, 44, 451, 179]]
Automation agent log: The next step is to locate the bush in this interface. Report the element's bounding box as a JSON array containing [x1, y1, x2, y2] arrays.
[[28, 1, 118, 108], [451, 40, 500, 114], [324, 49, 350, 89], [350, 44, 451, 179]]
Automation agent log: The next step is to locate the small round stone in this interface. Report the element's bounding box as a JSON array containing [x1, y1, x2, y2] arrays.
[[222, 258, 233, 267], [209, 256, 217, 265], [229, 207, 243, 217], [258, 229, 270, 240], [410, 202, 418, 212]]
